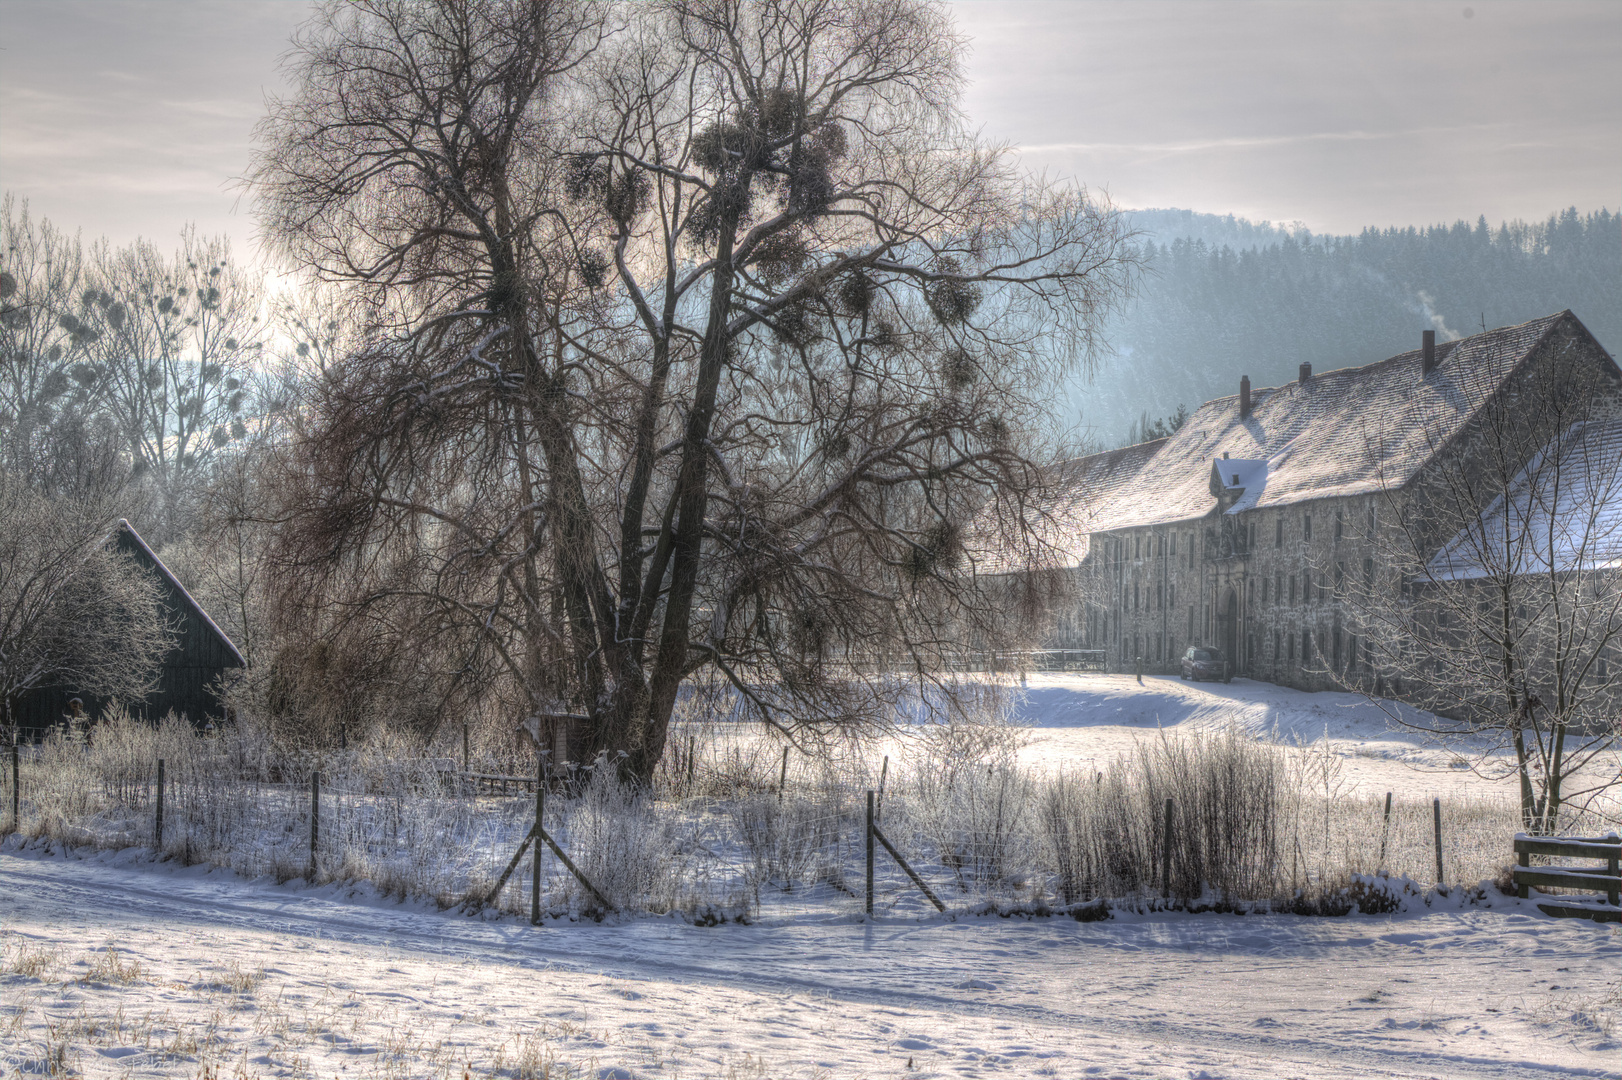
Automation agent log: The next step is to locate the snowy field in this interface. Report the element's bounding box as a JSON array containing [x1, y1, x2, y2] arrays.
[[4, 677, 1618, 1079], [2, 847, 1619, 1080], [1004, 675, 1550, 798]]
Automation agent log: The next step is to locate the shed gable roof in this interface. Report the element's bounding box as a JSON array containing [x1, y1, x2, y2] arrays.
[[116, 520, 246, 668]]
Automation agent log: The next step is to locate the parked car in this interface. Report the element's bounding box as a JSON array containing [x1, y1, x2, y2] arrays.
[[1181, 646, 1230, 683]]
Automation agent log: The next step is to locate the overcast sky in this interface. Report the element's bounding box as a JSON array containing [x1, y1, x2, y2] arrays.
[[1, 0, 1617, 262]]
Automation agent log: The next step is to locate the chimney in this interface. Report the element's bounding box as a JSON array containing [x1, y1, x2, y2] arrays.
[[1422, 329, 1437, 374], [1239, 375, 1252, 417], [1298, 362, 1312, 384]]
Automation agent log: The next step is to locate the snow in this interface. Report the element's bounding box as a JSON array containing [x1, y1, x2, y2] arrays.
[[1005, 673, 1516, 797], [3, 843, 1618, 1079], [1426, 416, 1622, 581]]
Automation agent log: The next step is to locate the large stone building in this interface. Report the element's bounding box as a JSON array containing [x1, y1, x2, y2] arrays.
[[1023, 310, 1620, 688]]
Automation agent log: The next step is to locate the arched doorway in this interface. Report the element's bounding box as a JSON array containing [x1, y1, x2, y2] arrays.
[[1219, 588, 1239, 673]]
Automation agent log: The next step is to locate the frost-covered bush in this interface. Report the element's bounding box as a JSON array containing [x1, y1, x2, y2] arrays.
[[558, 764, 675, 913], [732, 792, 847, 893], [1036, 730, 1287, 904]]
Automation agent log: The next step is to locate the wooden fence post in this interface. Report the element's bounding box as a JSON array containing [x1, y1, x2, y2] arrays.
[[1378, 791, 1392, 871], [778, 746, 790, 804], [876, 755, 889, 822], [1432, 797, 1444, 888], [866, 790, 875, 917], [531, 752, 544, 925], [1162, 796, 1174, 899], [10, 738, 17, 832], [310, 770, 320, 881], [154, 759, 165, 852]]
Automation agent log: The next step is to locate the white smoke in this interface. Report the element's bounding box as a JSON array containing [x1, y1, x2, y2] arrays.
[[1415, 290, 1462, 341]]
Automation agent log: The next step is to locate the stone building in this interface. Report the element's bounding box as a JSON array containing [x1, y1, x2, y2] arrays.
[[1022, 310, 1620, 688]]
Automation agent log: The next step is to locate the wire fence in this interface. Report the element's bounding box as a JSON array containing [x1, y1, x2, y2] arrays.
[[2, 713, 1612, 921]]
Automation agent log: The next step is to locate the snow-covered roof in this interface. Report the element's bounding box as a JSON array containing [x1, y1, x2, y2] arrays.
[[983, 311, 1605, 573], [1425, 416, 1622, 581]]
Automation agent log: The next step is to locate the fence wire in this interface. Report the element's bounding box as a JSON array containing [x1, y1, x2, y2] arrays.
[[3, 716, 1612, 919]]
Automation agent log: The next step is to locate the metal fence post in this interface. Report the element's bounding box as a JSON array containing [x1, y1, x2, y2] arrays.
[[1433, 796, 1444, 888], [1378, 791, 1392, 872], [866, 790, 875, 917], [154, 759, 165, 851], [531, 752, 544, 925], [1162, 797, 1174, 899], [310, 770, 320, 881]]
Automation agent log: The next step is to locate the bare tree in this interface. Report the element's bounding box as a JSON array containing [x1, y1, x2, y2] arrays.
[[85, 228, 268, 542], [0, 197, 130, 498], [249, 0, 1135, 778], [1345, 326, 1622, 832], [0, 474, 174, 730]]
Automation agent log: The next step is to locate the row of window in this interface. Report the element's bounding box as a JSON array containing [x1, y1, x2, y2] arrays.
[[1103, 507, 1377, 569]]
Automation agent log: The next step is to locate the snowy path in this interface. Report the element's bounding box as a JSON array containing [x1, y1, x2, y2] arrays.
[[3, 845, 1617, 1079]]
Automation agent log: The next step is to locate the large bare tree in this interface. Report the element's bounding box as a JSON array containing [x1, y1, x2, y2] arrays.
[[250, 0, 1135, 778]]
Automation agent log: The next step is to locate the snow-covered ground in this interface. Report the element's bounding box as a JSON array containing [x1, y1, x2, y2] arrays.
[[1005, 674, 1522, 798], [2, 844, 1617, 1079]]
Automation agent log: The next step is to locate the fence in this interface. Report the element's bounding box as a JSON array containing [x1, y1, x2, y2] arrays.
[[1512, 831, 1621, 922], [2, 716, 1609, 920]]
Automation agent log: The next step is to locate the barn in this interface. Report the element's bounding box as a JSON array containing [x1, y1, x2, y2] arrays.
[[11, 519, 245, 733]]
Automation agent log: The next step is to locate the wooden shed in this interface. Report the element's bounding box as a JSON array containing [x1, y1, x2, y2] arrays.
[[11, 520, 245, 733]]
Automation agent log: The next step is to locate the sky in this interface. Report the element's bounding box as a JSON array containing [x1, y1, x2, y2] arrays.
[[0, 0, 1617, 263]]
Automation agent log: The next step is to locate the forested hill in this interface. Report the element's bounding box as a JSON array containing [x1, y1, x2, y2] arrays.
[[1069, 207, 1620, 447]]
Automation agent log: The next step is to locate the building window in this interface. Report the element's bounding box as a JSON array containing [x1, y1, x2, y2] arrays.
[[1364, 557, 1374, 589], [1170, 533, 1176, 557], [1288, 632, 1296, 661], [1276, 518, 1284, 547], [1304, 573, 1313, 604], [1273, 628, 1281, 660], [1135, 535, 1141, 559], [1302, 629, 1312, 663], [1170, 582, 1176, 608], [1262, 577, 1269, 603], [1289, 574, 1297, 604], [1335, 513, 1343, 543], [1188, 606, 1195, 640], [1335, 562, 1345, 594], [1304, 514, 1312, 541], [1133, 582, 1139, 612], [1332, 626, 1342, 669]]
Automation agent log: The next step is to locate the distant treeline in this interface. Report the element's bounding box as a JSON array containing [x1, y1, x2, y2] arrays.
[[1074, 207, 1621, 446]]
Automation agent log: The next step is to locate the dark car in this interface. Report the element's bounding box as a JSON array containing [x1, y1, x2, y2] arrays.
[[1181, 646, 1230, 683]]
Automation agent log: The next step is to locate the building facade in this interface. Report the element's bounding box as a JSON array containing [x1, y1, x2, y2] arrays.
[[1027, 311, 1620, 690]]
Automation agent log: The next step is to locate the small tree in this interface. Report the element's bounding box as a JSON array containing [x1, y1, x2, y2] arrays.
[[1345, 327, 1622, 832], [0, 474, 174, 732]]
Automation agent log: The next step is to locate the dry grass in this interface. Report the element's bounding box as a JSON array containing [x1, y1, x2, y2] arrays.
[[10, 705, 1610, 920]]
